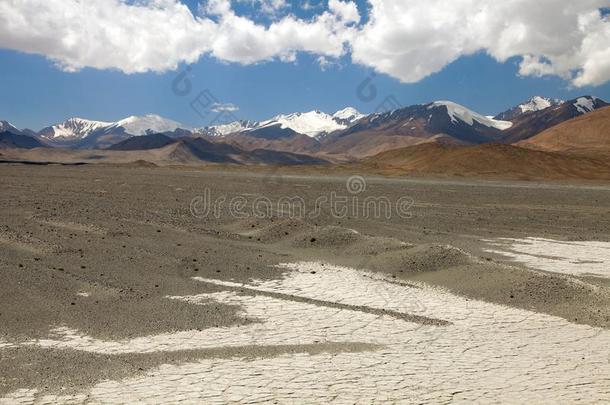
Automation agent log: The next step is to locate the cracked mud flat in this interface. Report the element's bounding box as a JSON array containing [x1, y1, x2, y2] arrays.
[[484, 237, 610, 278], [2, 262, 610, 403], [1, 165, 610, 403]]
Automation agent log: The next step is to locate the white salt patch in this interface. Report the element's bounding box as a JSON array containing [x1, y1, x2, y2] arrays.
[[484, 237, 610, 278], [0, 340, 16, 349], [3, 262, 609, 403]]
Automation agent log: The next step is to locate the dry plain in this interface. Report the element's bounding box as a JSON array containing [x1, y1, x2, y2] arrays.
[[1, 164, 609, 403]]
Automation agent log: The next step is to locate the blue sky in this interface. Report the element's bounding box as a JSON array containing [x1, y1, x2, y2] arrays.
[[1, 0, 609, 130]]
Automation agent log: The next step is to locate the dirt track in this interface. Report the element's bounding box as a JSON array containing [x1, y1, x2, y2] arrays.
[[1, 164, 609, 402]]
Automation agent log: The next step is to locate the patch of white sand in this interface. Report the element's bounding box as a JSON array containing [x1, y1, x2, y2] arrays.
[[2, 262, 609, 403], [484, 237, 610, 278]]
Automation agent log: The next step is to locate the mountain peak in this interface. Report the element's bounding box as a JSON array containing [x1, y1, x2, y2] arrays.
[[0, 120, 20, 133], [430, 101, 513, 130], [519, 96, 564, 114], [40, 117, 113, 140], [495, 96, 564, 121], [260, 110, 348, 137], [115, 114, 185, 135], [333, 107, 365, 122], [572, 95, 603, 114]]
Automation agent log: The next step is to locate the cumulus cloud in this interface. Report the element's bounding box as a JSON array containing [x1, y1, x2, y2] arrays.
[[0, 0, 354, 72], [350, 0, 610, 87], [204, 0, 355, 64], [0, 0, 609, 87], [0, 0, 214, 73]]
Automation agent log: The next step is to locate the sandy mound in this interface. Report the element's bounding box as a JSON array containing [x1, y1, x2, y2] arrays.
[[235, 218, 317, 243], [366, 244, 474, 274]]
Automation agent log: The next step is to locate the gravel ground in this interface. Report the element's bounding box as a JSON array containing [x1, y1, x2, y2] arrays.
[[1, 164, 609, 401]]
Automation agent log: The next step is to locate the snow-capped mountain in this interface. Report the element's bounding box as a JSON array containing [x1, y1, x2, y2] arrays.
[[38, 118, 114, 141], [35, 115, 190, 149], [495, 96, 564, 121], [431, 101, 513, 130], [194, 120, 259, 137], [0, 120, 21, 134], [327, 100, 513, 157], [198, 108, 365, 139], [113, 114, 186, 136], [333, 107, 366, 123], [499, 95, 609, 143], [256, 110, 354, 138], [572, 96, 601, 114]]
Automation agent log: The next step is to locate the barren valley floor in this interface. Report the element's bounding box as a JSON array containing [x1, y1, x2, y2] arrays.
[[1, 164, 609, 403]]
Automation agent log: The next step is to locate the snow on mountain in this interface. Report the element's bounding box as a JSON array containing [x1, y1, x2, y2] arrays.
[[431, 101, 513, 130], [519, 96, 563, 113], [333, 107, 366, 123], [573, 96, 598, 114], [194, 108, 364, 139], [114, 114, 186, 136], [195, 120, 259, 137], [0, 120, 20, 133], [494, 96, 564, 121], [40, 118, 114, 140], [257, 110, 350, 138]]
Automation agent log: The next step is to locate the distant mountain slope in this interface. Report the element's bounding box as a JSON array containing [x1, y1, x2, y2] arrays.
[[194, 120, 260, 137], [113, 115, 184, 136], [0, 120, 22, 135], [333, 107, 366, 124], [107, 133, 177, 151], [518, 106, 610, 156], [319, 101, 511, 158], [499, 96, 609, 143], [361, 143, 610, 180], [196, 108, 364, 140], [36, 115, 189, 149], [495, 96, 564, 121], [255, 110, 348, 138], [37, 118, 113, 142], [0, 131, 45, 149], [101, 134, 327, 165], [222, 131, 321, 155]]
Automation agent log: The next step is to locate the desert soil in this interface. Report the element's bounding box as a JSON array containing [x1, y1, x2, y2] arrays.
[[1, 164, 609, 403]]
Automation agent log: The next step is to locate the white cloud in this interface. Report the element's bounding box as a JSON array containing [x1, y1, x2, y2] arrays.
[[0, 0, 215, 73], [0, 0, 609, 87], [205, 0, 355, 64], [211, 102, 239, 112], [350, 0, 610, 87]]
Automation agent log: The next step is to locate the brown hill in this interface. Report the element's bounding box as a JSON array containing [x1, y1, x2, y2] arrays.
[[0, 136, 327, 167], [518, 106, 610, 157], [222, 132, 321, 155], [361, 143, 610, 180], [499, 96, 609, 143]]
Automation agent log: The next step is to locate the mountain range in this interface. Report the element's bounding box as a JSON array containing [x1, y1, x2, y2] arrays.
[[1, 95, 608, 164]]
